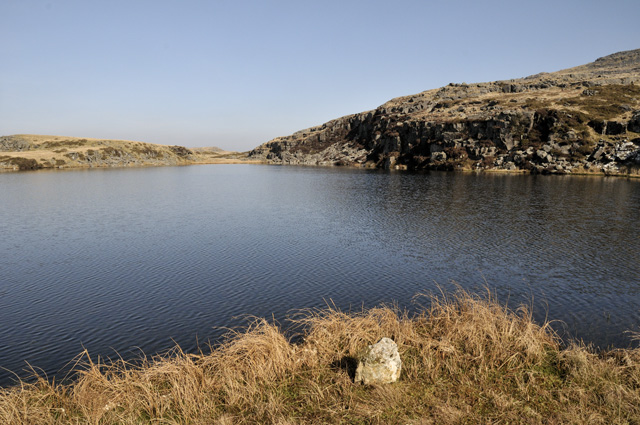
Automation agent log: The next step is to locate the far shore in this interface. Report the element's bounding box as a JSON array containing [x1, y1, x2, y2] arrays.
[[0, 134, 266, 172], [3, 153, 640, 179], [1, 134, 638, 178], [0, 155, 265, 172]]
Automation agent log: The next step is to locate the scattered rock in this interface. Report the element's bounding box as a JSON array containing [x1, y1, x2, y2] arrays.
[[614, 141, 639, 161]]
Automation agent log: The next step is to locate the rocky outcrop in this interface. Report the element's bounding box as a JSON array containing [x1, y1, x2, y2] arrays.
[[250, 49, 640, 176], [0, 136, 33, 152]]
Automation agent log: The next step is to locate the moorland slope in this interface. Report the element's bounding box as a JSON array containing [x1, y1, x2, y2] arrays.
[[0, 134, 254, 171]]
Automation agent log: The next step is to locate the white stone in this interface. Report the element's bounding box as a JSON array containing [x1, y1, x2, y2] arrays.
[[354, 337, 401, 384]]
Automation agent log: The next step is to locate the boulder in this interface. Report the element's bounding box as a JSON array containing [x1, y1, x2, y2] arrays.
[[354, 337, 402, 385], [590, 146, 605, 161], [503, 161, 517, 170], [536, 149, 550, 163], [432, 151, 447, 161]]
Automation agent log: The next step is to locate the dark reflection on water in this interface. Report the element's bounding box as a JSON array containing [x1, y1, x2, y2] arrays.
[[0, 165, 639, 386]]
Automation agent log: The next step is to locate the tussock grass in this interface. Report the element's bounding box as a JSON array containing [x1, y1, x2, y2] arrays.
[[1, 289, 639, 424]]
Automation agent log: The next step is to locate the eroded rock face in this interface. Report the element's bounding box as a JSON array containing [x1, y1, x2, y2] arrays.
[[354, 337, 401, 385]]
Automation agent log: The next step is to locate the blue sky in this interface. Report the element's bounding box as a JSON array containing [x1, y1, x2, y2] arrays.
[[1, 0, 638, 151]]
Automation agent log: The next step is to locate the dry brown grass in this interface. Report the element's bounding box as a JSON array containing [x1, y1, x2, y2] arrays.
[[1, 289, 639, 424]]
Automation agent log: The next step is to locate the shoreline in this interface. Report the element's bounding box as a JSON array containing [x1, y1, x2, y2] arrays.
[[1, 289, 638, 423], [2, 133, 638, 178], [0, 158, 264, 172], [3, 156, 640, 179]]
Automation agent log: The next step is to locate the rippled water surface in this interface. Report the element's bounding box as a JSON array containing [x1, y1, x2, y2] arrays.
[[1, 165, 639, 385]]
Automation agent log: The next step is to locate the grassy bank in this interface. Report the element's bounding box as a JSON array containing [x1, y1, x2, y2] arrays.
[[2, 290, 639, 424]]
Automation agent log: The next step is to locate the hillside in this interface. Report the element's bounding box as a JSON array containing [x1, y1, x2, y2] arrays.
[[249, 49, 640, 176], [0, 135, 254, 171]]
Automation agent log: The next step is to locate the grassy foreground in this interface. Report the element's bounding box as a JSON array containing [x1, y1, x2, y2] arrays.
[[2, 290, 639, 424]]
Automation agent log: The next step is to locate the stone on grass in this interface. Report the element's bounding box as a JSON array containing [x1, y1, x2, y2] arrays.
[[354, 337, 401, 385]]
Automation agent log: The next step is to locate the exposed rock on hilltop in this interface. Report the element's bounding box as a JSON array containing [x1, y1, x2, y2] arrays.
[[249, 49, 640, 175]]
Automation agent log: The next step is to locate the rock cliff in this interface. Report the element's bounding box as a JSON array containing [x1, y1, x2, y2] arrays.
[[249, 49, 640, 175]]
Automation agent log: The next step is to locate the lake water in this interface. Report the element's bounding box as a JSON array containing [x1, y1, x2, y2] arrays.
[[1, 164, 639, 386]]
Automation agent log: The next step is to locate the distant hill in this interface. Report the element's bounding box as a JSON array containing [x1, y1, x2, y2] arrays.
[[249, 49, 640, 176], [0, 135, 254, 171]]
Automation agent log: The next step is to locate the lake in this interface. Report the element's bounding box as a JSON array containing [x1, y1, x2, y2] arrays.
[[1, 164, 639, 386]]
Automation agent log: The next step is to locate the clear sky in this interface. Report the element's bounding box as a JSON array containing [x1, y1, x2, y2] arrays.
[[1, 0, 638, 151]]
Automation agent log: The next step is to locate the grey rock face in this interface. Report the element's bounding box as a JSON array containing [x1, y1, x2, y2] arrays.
[[354, 337, 402, 385]]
